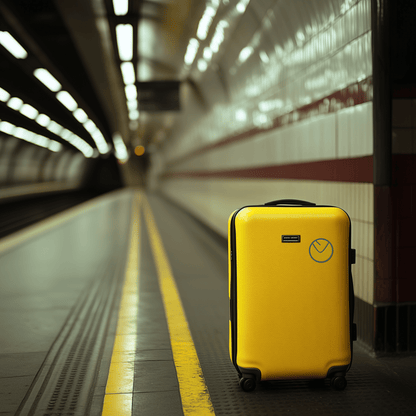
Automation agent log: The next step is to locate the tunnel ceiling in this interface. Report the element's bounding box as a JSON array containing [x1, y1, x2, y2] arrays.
[[0, 0, 206, 159], [0, 0, 280, 160]]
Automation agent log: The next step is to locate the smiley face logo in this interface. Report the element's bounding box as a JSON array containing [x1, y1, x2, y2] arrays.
[[309, 239, 333, 263]]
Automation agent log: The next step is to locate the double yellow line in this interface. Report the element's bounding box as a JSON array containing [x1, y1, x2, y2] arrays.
[[102, 192, 215, 415]]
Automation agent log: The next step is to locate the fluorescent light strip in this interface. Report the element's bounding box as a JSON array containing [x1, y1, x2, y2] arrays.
[[197, 5, 217, 41], [184, 38, 199, 66], [83, 119, 97, 134], [129, 110, 139, 120], [0, 87, 10, 102], [0, 28, 103, 157], [73, 108, 88, 123], [91, 131, 109, 154], [125, 85, 137, 101], [36, 114, 51, 127], [236, 0, 250, 14], [0, 121, 62, 152], [203, 47, 213, 60], [120, 62, 136, 85], [0, 87, 94, 158], [0, 31, 28, 59], [46, 121, 63, 135], [31, 67, 109, 154], [7, 97, 23, 111], [113, 0, 128, 16], [0, 121, 15, 134], [20, 104, 39, 120], [48, 141, 62, 152], [67, 133, 94, 158], [34, 68, 62, 92], [112, 133, 128, 162], [73, 112, 109, 155], [116, 24, 133, 61], [197, 59, 208, 72], [61, 129, 72, 140], [56, 91, 78, 111], [127, 100, 137, 111]]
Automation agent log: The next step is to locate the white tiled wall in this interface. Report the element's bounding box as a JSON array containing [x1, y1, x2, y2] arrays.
[[161, 0, 372, 165], [170, 102, 372, 173]]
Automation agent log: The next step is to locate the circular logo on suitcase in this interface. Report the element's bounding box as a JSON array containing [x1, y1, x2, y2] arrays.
[[309, 238, 333, 263]]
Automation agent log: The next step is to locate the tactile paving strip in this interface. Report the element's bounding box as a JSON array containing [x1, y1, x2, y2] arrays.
[[15, 249, 127, 416], [151, 194, 416, 416]]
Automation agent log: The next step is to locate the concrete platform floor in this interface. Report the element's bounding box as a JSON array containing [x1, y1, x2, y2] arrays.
[[0, 189, 414, 416]]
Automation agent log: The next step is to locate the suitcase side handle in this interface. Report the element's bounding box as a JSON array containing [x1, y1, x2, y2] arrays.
[[264, 199, 316, 206]]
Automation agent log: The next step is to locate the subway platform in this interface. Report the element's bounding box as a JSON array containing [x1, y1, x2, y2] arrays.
[[0, 189, 415, 416]]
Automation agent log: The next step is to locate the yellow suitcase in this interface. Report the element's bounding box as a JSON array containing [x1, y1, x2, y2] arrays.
[[228, 199, 356, 392]]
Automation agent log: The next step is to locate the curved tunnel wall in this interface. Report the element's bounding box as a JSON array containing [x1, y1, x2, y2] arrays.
[[0, 133, 90, 198], [153, 0, 374, 305]]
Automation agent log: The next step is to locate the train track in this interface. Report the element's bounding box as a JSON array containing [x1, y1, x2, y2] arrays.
[[0, 190, 105, 239]]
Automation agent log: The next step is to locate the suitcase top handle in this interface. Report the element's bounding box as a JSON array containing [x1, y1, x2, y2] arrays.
[[264, 199, 316, 206]]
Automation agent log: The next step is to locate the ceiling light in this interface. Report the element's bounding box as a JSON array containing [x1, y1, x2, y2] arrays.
[[36, 114, 51, 127], [0, 87, 10, 102], [127, 100, 137, 111], [33, 68, 62, 92], [46, 121, 63, 135], [20, 104, 39, 120], [184, 38, 199, 66], [259, 51, 269, 63], [113, 133, 129, 162], [129, 109, 139, 120], [0, 118, 63, 151], [91, 130, 109, 154], [0, 31, 28, 59], [210, 20, 228, 53], [112, 0, 128, 16], [56, 91, 78, 111], [60, 129, 72, 140], [0, 121, 15, 134], [68, 134, 94, 158], [83, 119, 98, 134], [73, 108, 88, 123], [197, 5, 216, 41], [235, 109, 247, 122], [14, 127, 36, 141], [125, 84, 137, 101], [203, 47, 213, 61], [33, 135, 49, 148], [238, 46, 253, 64], [7, 97, 23, 111], [116, 24, 133, 61], [48, 141, 62, 152], [197, 59, 208, 72], [120, 62, 136, 85], [129, 120, 139, 130], [236, 0, 250, 14]]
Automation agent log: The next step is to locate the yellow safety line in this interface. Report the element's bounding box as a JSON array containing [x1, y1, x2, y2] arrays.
[[102, 192, 141, 416], [142, 195, 215, 416]]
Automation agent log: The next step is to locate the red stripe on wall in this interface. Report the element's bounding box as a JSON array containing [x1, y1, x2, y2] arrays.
[[163, 156, 373, 183], [167, 77, 373, 169]]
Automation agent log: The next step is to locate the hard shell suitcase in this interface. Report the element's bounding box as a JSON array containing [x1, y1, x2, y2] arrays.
[[228, 199, 357, 392]]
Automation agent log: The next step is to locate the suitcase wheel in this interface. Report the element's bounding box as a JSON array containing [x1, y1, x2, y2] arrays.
[[330, 376, 347, 391], [239, 377, 256, 392]]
